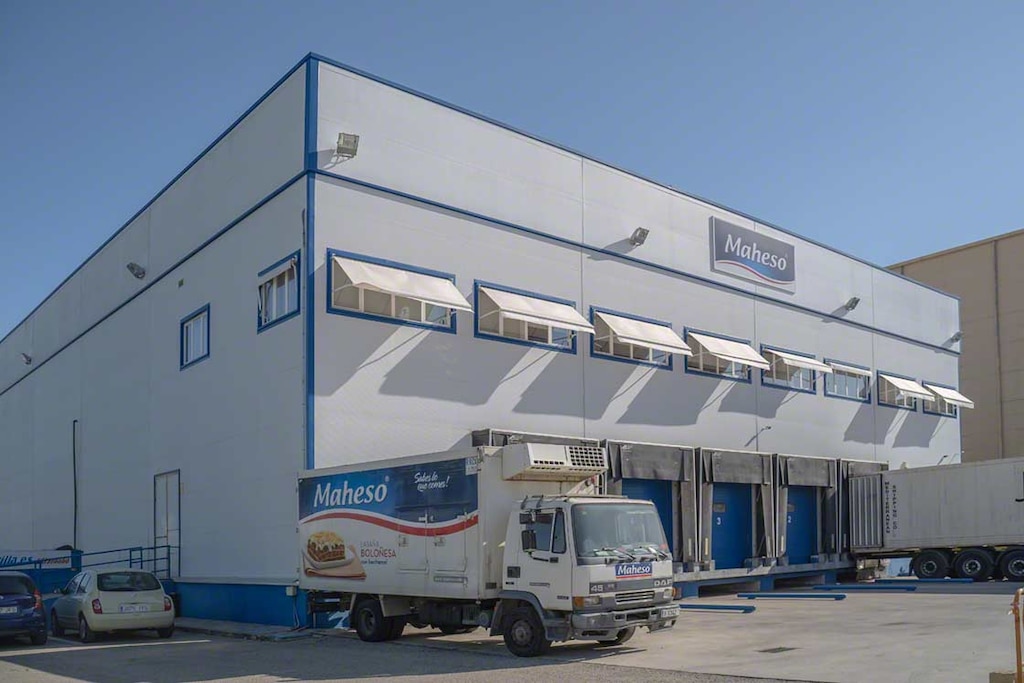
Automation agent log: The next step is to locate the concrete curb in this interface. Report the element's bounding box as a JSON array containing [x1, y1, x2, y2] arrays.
[[175, 620, 314, 642]]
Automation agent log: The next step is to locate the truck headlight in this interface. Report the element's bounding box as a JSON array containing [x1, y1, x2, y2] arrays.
[[661, 588, 674, 600], [572, 596, 602, 608]]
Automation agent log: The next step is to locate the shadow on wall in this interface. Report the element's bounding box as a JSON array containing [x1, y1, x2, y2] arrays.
[[843, 403, 893, 445], [616, 371, 727, 426], [894, 412, 942, 448], [582, 362, 661, 421], [751, 384, 801, 420], [513, 354, 585, 417], [716, 377, 758, 416]]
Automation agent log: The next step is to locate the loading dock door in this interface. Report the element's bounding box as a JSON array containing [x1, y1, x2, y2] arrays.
[[621, 479, 674, 555], [711, 483, 752, 569], [786, 485, 816, 565]]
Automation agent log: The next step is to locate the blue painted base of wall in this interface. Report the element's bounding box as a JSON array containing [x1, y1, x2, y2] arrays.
[[677, 569, 838, 598], [175, 582, 308, 626]]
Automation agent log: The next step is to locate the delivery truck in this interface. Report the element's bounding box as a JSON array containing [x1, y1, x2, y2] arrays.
[[848, 457, 1024, 581], [297, 443, 679, 656]]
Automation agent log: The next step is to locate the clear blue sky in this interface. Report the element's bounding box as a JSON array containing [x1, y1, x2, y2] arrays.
[[2, 1, 1022, 338]]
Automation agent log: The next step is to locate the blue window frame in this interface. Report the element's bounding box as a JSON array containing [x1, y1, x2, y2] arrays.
[[877, 371, 920, 411], [474, 281, 580, 354], [683, 328, 753, 383], [760, 345, 818, 394], [823, 359, 872, 403], [180, 304, 210, 370], [257, 251, 301, 333], [326, 249, 458, 334], [922, 381, 959, 418], [589, 307, 674, 370]]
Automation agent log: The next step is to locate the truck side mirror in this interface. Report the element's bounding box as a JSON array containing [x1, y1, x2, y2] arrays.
[[521, 529, 537, 552]]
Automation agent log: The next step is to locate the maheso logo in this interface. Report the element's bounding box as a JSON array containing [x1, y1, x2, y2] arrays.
[[710, 218, 795, 291]]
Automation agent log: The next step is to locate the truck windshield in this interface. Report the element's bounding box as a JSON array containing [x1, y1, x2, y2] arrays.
[[571, 503, 668, 559]]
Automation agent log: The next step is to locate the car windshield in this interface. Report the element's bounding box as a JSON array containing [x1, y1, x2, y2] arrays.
[[97, 572, 161, 592], [0, 576, 34, 595], [571, 503, 668, 559]]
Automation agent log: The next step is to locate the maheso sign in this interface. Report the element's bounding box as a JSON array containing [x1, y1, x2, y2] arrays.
[[710, 218, 795, 291]]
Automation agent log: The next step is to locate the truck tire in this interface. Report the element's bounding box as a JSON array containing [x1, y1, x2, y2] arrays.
[[1000, 549, 1024, 582], [953, 548, 994, 582], [386, 616, 407, 640], [912, 550, 950, 579], [595, 627, 636, 647], [502, 607, 551, 657], [353, 598, 391, 642]]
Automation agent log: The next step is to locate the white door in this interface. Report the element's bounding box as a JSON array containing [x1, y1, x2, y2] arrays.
[[154, 471, 180, 577]]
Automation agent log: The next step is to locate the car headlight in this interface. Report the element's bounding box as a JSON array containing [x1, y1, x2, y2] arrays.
[[572, 595, 602, 608]]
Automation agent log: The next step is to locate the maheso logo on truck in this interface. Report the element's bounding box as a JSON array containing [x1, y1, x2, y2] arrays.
[[710, 217, 795, 291]]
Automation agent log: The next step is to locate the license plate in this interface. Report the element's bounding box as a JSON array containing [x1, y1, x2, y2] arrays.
[[0, 606, 16, 615], [660, 606, 679, 619], [119, 604, 150, 613]]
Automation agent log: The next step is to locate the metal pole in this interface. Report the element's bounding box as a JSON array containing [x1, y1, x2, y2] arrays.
[[1012, 588, 1023, 683]]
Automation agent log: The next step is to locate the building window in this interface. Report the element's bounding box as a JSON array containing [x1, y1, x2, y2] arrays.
[[877, 373, 927, 411], [923, 383, 973, 418], [475, 283, 591, 353], [257, 253, 300, 331], [590, 309, 688, 369], [180, 305, 210, 369], [328, 250, 470, 333], [761, 348, 818, 393], [824, 362, 871, 402], [684, 331, 769, 381], [924, 396, 958, 417]]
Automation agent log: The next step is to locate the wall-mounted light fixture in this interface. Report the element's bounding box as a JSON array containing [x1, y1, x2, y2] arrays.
[[949, 330, 964, 343], [843, 296, 861, 311], [20, 353, 32, 365], [629, 227, 650, 246], [126, 262, 146, 279], [336, 133, 360, 159]]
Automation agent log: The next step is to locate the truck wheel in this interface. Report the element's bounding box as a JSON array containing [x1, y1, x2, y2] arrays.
[[502, 607, 551, 657], [1000, 550, 1024, 582], [953, 549, 994, 582], [386, 616, 407, 640], [353, 599, 390, 642], [912, 550, 950, 579], [595, 627, 636, 646]]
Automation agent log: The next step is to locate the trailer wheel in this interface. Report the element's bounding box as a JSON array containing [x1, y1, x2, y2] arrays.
[[999, 550, 1024, 582], [502, 607, 551, 657], [912, 550, 950, 579], [353, 598, 390, 642], [953, 548, 994, 582]]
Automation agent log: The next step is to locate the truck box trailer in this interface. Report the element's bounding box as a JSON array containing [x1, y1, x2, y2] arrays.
[[848, 457, 1024, 581], [297, 443, 678, 656]]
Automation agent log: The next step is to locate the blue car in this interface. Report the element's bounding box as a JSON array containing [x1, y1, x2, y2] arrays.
[[0, 571, 47, 646]]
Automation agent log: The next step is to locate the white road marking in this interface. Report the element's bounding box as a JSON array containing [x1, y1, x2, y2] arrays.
[[0, 639, 211, 657]]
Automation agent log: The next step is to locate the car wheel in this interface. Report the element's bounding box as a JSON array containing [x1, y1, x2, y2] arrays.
[[595, 626, 636, 647], [953, 548, 995, 582], [502, 607, 551, 657], [51, 610, 64, 637], [78, 615, 96, 643], [352, 598, 390, 642], [157, 626, 174, 639], [29, 631, 48, 646], [1000, 549, 1024, 582]]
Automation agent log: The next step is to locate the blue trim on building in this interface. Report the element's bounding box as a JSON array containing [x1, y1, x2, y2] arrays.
[[307, 52, 960, 304], [0, 58, 309, 350], [682, 327, 753, 384], [473, 281, 579, 354], [0, 172, 306, 399], [179, 304, 211, 370], [588, 306, 674, 371], [304, 57, 319, 472], [313, 169, 958, 358], [175, 582, 307, 627], [759, 345, 818, 395], [324, 248, 460, 334], [876, 370, 920, 412], [822, 357, 872, 404], [921, 380, 958, 418], [256, 251, 302, 334]]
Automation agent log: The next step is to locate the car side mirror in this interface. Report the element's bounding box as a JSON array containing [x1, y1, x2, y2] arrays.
[[521, 529, 537, 552]]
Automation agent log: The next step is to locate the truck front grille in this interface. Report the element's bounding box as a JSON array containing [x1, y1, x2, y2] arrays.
[[616, 590, 655, 604]]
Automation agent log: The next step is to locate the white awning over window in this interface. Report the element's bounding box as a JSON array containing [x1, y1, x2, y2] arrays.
[[479, 287, 594, 334], [258, 256, 296, 285], [595, 312, 692, 356], [924, 384, 975, 409], [332, 256, 472, 312], [688, 332, 771, 370], [826, 361, 873, 377], [763, 349, 833, 374], [878, 374, 933, 400]]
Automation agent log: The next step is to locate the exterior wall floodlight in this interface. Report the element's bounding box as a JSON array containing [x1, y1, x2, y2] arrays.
[[126, 262, 146, 279], [949, 330, 964, 343], [20, 353, 32, 365], [629, 227, 650, 246], [336, 133, 360, 159], [844, 297, 860, 311]]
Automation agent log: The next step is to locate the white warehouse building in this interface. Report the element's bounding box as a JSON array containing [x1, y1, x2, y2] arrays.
[[0, 53, 968, 624]]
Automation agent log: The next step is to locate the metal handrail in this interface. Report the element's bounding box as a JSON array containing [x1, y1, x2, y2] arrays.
[[1, 544, 180, 579], [1010, 588, 1023, 683]]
